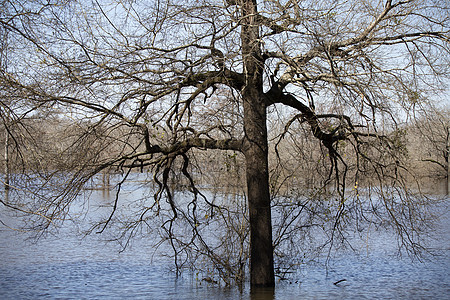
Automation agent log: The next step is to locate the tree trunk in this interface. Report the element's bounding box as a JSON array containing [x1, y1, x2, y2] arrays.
[[4, 131, 9, 191], [447, 126, 449, 196], [243, 95, 274, 287], [241, 0, 275, 288]]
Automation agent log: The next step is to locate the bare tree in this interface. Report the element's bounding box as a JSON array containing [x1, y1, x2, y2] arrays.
[[407, 104, 449, 194], [0, 0, 448, 287]]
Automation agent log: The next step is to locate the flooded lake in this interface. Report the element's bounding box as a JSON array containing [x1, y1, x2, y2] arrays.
[[0, 183, 449, 299]]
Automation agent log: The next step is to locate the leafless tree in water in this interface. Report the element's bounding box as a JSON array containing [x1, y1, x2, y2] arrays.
[[0, 0, 448, 287]]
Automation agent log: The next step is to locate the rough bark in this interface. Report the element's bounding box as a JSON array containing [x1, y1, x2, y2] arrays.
[[243, 94, 274, 287], [4, 131, 9, 191], [447, 126, 449, 195], [241, 0, 275, 287]]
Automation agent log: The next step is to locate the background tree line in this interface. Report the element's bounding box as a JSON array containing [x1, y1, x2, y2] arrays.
[[1, 105, 447, 193]]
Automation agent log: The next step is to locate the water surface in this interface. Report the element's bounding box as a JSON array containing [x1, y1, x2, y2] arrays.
[[0, 187, 449, 299]]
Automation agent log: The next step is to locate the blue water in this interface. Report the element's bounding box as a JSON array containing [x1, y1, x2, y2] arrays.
[[0, 189, 449, 299], [1, 250, 449, 299]]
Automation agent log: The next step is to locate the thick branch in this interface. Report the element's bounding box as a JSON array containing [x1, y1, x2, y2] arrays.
[[182, 69, 245, 92], [265, 86, 337, 146], [145, 137, 243, 155]]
